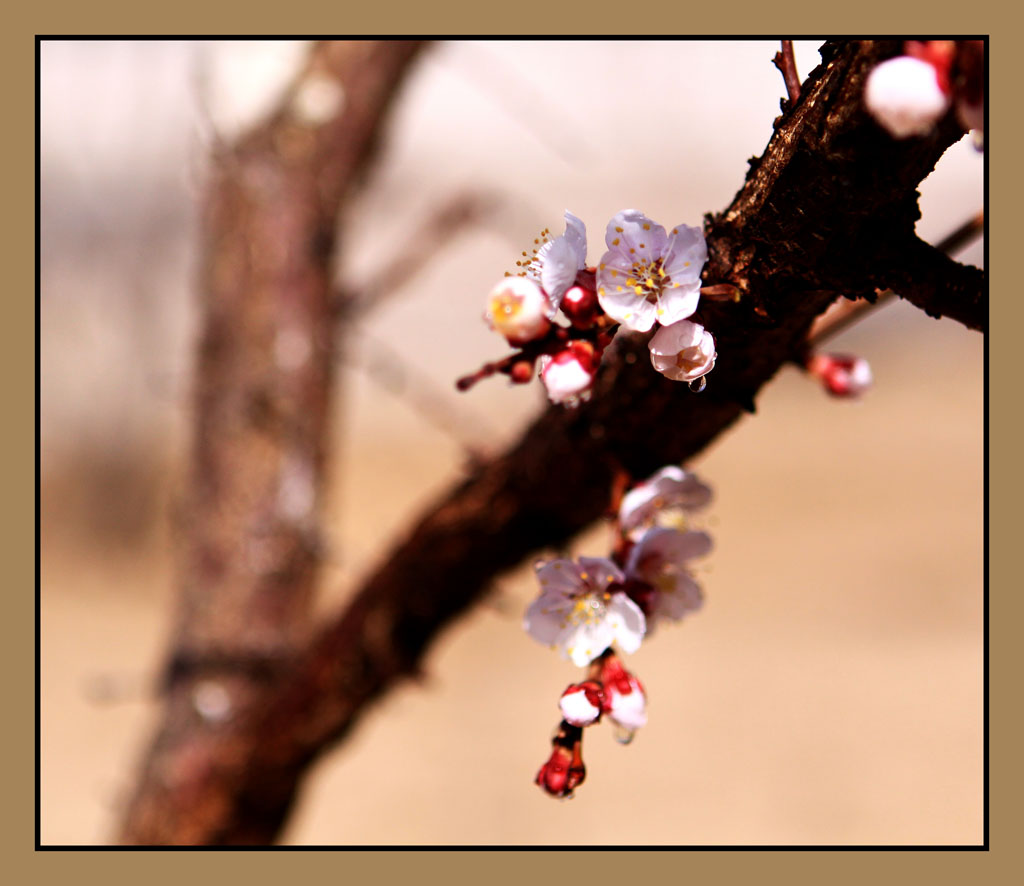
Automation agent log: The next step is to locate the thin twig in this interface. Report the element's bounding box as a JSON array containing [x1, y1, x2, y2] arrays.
[[773, 40, 801, 106], [338, 191, 501, 318]]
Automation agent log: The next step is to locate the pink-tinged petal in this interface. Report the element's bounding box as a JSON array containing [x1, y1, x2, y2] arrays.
[[655, 283, 701, 326], [618, 483, 658, 533], [523, 595, 569, 646], [539, 237, 583, 308], [652, 572, 704, 623], [604, 210, 667, 262], [649, 321, 716, 382], [661, 224, 707, 283], [577, 556, 625, 588], [649, 467, 712, 510], [605, 593, 646, 654], [648, 318, 702, 353], [631, 528, 713, 569], [534, 558, 584, 598], [561, 210, 588, 267]]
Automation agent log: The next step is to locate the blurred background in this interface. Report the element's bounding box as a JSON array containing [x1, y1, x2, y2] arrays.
[[40, 40, 983, 845]]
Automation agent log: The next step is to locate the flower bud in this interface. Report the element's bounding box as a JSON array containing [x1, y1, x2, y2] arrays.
[[485, 278, 551, 345], [808, 353, 872, 398], [535, 724, 586, 798], [648, 319, 716, 383], [559, 680, 606, 727], [560, 284, 602, 329], [539, 349, 596, 405], [598, 655, 648, 732], [864, 55, 950, 139]]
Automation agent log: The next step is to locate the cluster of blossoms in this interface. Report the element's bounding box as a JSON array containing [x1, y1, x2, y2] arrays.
[[864, 40, 984, 147], [463, 209, 716, 406], [524, 465, 713, 798]]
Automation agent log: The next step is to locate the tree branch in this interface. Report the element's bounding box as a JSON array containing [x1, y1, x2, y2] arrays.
[[118, 40, 983, 845], [872, 230, 986, 331], [118, 39, 426, 846]]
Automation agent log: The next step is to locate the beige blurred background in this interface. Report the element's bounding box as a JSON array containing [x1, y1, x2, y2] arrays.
[[40, 40, 983, 845]]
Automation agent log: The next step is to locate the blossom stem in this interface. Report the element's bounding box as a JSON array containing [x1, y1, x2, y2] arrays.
[[773, 40, 801, 106]]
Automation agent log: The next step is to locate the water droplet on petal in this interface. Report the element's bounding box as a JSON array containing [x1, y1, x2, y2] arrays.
[[688, 376, 707, 393], [613, 725, 637, 745]]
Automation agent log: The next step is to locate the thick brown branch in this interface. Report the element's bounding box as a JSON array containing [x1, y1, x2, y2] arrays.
[[119, 41, 982, 845], [872, 231, 986, 332]]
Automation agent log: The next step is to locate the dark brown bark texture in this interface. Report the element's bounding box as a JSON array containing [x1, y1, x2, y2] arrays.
[[118, 40, 984, 845]]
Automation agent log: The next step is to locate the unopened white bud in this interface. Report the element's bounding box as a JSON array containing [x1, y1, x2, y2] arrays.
[[864, 56, 950, 139], [540, 351, 594, 404], [485, 278, 551, 345]]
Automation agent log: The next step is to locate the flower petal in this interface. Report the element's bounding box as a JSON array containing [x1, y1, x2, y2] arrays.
[[655, 284, 701, 326], [605, 593, 646, 654], [662, 223, 707, 283], [604, 209, 667, 262], [560, 619, 614, 667], [577, 556, 625, 587], [534, 559, 584, 598], [523, 594, 570, 646], [561, 210, 588, 267], [652, 572, 704, 623]]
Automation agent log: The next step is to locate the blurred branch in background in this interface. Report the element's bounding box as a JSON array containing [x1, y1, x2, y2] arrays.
[[115, 40, 984, 845], [118, 39, 427, 845]]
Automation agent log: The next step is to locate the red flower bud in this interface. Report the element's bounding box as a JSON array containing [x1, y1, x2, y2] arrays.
[[561, 285, 602, 329], [535, 722, 586, 798]]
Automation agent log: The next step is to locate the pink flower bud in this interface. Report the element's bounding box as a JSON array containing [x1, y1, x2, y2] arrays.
[[485, 277, 551, 345], [559, 680, 606, 727], [539, 348, 596, 405], [864, 56, 950, 139], [808, 353, 872, 398], [598, 655, 648, 732], [648, 319, 716, 383]]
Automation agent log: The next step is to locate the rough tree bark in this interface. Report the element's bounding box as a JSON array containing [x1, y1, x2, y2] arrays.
[[118, 40, 984, 845]]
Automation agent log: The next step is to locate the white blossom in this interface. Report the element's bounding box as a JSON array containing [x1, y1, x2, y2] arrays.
[[619, 465, 712, 540], [595, 210, 707, 332], [524, 557, 646, 667], [625, 527, 712, 628]]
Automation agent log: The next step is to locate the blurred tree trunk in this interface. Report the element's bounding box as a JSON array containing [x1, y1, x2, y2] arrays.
[[117, 39, 983, 845], [118, 39, 425, 845]]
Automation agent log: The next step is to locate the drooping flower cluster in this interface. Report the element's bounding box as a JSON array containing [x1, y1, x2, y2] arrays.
[[524, 464, 714, 797], [463, 209, 719, 406], [864, 40, 984, 148]]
